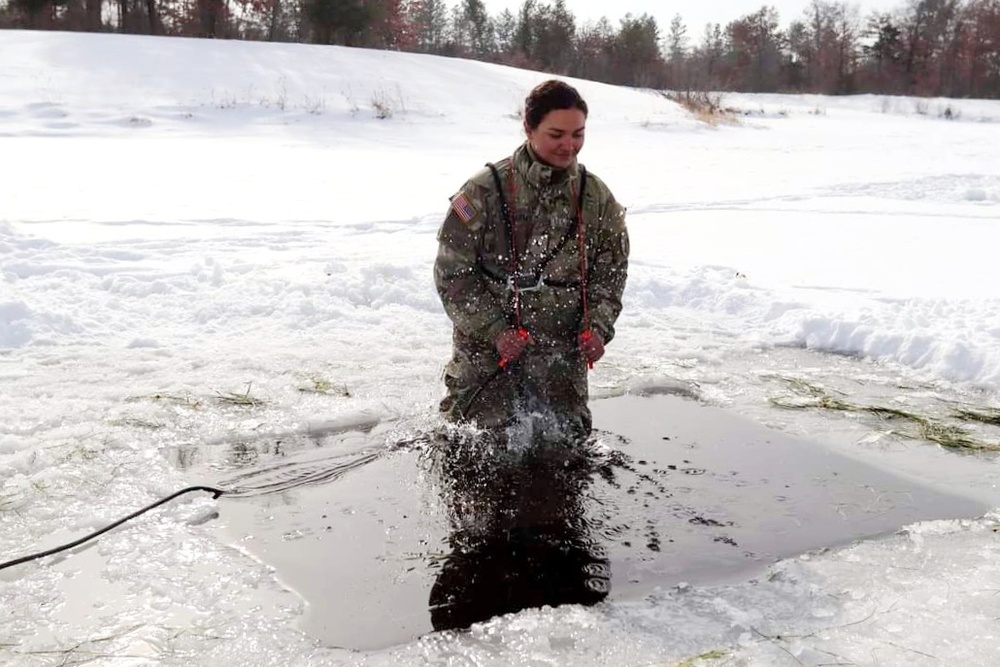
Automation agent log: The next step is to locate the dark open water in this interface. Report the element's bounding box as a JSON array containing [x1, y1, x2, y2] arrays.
[[182, 394, 987, 650]]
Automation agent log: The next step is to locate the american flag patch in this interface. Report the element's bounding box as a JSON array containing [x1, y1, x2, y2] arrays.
[[450, 192, 478, 224]]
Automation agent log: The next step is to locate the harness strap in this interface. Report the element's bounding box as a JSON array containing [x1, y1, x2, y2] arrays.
[[478, 263, 580, 289], [575, 167, 591, 336], [486, 162, 515, 266], [486, 162, 520, 327], [483, 161, 587, 288]]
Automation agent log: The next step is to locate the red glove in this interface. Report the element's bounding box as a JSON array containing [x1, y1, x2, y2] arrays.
[[578, 329, 604, 367], [496, 328, 534, 367]]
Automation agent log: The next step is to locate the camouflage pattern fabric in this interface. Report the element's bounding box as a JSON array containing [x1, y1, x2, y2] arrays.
[[434, 142, 629, 438]]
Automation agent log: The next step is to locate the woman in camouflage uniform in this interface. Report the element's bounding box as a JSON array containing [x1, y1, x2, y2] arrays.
[[434, 80, 629, 442]]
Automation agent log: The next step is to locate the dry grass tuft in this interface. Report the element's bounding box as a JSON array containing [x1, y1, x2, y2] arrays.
[[663, 90, 741, 126], [768, 381, 1000, 452]]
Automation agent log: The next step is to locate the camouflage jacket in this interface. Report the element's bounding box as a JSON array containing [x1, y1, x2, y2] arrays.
[[434, 142, 629, 351]]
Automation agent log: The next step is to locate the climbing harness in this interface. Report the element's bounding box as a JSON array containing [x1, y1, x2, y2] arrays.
[[483, 158, 596, 369]]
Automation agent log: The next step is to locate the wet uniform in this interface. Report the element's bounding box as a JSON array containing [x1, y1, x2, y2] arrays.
[[434, 142, 629, 439]]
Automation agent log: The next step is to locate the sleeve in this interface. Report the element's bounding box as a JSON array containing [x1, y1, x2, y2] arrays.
[[433, 181, 511, 343], [586, 193, 629, 344]]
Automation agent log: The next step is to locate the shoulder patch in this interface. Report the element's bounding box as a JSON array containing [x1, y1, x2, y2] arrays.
[[450, 191, 479, 224]]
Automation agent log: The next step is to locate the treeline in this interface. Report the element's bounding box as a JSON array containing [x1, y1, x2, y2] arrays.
[[2, 0, 1000, 98]]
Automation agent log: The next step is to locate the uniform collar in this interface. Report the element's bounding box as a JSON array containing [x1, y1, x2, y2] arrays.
[[517, 142, 579, 188]]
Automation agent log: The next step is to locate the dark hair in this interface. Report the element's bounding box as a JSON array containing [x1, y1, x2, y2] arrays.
[[523, 80, 588, 130]]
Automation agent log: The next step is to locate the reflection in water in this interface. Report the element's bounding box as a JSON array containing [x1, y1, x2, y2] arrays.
[[426, 412, 612, 631]]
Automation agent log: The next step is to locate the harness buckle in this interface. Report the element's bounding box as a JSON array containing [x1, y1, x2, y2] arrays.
[[507, 273, 545, 292]]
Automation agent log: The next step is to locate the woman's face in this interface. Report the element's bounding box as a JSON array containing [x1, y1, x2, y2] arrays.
[[525, 108, 586, 169]]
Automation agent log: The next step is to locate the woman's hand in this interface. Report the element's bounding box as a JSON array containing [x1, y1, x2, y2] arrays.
[[578, 330, 604, 366], [496, 328, 534, 368]]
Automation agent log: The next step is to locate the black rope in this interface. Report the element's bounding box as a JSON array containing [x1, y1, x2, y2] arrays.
[[453, 366, 506, 421], [0, 485, 226, 572], [486, 161, 519, 328]]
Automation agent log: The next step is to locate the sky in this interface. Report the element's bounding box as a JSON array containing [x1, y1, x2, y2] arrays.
[[483, 0, 905, 34], [2, 28, 1000, 667]]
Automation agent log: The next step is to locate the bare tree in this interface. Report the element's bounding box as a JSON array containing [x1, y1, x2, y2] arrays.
[[795, 1, 861, 93], [899, 0, 960, 93], [963, 0, 1000, 96], [726, 6, 785, 92], [573, 17, 615, 83]]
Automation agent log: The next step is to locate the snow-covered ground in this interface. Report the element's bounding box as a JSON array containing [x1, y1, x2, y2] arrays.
[[2, 30, 1000, 666]]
